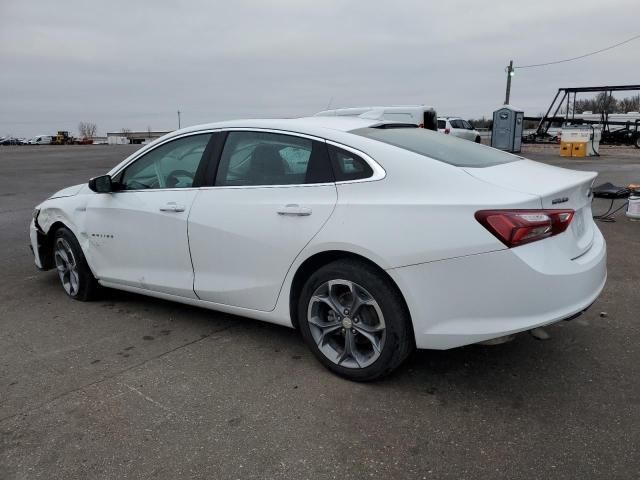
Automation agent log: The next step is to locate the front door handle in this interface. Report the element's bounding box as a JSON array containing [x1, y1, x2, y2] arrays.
[[277, 204, 312, 216], [159, 202, 185, 212]]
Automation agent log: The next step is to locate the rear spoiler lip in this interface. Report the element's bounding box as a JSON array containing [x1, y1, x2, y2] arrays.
[[462, 161, 597, 201]]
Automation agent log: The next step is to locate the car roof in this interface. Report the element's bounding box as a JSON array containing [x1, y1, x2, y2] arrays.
[[166, 116, 394, 140], [107, 116, 414, 177]]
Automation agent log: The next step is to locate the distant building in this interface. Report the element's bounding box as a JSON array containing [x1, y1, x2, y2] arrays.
[[106, 130, 172, 145]]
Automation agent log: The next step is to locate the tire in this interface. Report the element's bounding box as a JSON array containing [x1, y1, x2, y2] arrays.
[[52, 227, 99, 301], [635, 136, 640, 149], [297, 259, 414, 381], [475, 136, 481, 144]]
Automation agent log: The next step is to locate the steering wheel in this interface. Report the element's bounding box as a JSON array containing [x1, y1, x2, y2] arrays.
[[166, 169, 194, 188]]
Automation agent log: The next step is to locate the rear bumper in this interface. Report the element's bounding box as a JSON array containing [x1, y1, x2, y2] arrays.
[[388, 226, 607, 350]]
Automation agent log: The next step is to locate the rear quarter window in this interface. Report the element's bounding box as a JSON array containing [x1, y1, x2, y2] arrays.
[[351, 127, 519, 168], [328, 145, 373, 181]]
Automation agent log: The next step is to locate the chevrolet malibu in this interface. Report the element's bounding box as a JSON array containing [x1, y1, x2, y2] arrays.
[[30, 117, 607, 381]]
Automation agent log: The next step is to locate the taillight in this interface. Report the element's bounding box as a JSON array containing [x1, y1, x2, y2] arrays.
[[475, 209, 574, 248], [418, 123, 424, 128], [444, 128, 450, 134]]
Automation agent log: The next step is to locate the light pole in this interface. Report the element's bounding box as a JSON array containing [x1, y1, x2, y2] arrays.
[[504, 60, 515, 105], [177, 110, 181, 129]]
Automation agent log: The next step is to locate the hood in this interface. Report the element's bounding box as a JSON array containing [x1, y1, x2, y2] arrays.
[[49, 183, 87, 199]]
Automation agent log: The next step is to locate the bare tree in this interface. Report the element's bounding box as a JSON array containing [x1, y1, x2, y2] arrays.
[[78, 121, 97, 139], [574, 94, 640, 114], [619, 94, 640, 113]]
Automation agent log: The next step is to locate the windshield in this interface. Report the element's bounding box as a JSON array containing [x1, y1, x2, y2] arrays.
[[351, 127, 519, 168]]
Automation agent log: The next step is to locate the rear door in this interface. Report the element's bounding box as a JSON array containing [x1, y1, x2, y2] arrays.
[[189, 130, 337, 311], [423, 110, 437, 131]]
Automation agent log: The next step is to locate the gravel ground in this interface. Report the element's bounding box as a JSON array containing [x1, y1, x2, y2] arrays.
[[1, 144, 639, 479]]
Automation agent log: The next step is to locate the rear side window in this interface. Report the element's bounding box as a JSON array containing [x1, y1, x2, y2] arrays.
[[351, 127, 518, 168], [437, 120, 446, 129], [215, 131, 333, 186], [328, 145, 373, 181]]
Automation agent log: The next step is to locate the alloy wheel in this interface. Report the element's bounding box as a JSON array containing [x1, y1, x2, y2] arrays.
[[307, 279, 386, 368], [54, 237, 79, 296]]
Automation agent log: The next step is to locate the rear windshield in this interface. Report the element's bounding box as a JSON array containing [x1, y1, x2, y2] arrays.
[[351, 127, 519, 168]]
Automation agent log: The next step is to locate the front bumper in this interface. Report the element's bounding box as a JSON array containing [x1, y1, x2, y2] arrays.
[[30, 219, 53, 270], [388, 227, 607, 350]]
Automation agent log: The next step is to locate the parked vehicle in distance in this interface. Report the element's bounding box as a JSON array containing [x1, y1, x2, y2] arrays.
[[315, 105, 438, 130], [1, 136, 21, 145], [438, 117, 482, 143], [30, 117, 607, 381], [52, 131, 75, 145], [29, 135, 53, 145]]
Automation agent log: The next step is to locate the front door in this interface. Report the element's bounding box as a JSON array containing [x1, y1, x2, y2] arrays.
[[84, 132, 213, 298], [189, 130, 337, 311]]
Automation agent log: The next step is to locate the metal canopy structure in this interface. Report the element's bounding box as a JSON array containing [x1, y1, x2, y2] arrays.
[[535, 84, 640, 138]]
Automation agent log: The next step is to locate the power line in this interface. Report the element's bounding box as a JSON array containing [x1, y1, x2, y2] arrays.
[[516, 33, 640, 69]]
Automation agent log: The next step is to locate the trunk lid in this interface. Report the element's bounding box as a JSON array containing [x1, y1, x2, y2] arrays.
[[464, 159, 596, 258]]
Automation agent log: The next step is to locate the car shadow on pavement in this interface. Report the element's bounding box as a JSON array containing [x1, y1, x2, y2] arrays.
[[36, 270, 597, 411]]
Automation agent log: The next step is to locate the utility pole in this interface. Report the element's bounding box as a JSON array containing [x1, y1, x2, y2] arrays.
[[177, 110, 181, 129], [504, 60, 514, 105]]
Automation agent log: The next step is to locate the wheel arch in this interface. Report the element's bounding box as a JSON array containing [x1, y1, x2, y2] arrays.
[[36, 220, 70, 270], [288, 250, 414, 340]]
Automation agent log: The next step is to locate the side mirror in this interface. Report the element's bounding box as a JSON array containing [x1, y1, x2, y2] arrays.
[[88, 174, 113, 193]]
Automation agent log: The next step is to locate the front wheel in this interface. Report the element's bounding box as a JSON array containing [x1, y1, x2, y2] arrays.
[[297, 259, 414, 381], [475, 136, 481, 143], [53, 227, 99, 301]]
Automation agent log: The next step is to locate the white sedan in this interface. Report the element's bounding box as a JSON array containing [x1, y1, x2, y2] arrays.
[[30, 117, 606, 381]]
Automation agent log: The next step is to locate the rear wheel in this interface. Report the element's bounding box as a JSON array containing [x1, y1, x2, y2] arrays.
[[635, 135, 640, 149], [297, 259, 414, 381], [53, 227, 99, 301], [475, 136, 481, 143]]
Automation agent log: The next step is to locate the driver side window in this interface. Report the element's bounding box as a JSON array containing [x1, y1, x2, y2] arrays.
[[119, 134, 212, 190]]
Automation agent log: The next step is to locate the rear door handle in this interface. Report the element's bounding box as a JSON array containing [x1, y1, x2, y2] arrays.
[[159, 202, 185, 212], [277, 204, 312, 216]]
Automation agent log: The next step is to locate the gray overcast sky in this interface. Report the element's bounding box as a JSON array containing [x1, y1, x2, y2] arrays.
[[1, 0, 639, 137]]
